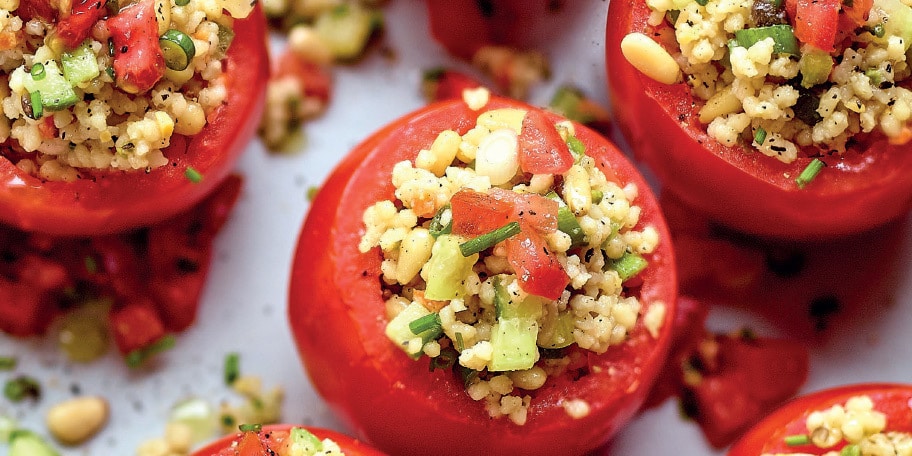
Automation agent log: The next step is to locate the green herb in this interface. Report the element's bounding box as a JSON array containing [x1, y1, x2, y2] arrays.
[[454, 332, 465, 351], [567, 135, 586, 159], [238, 423, 262, 432], [28, 91, 43, 120], [174, 0, 189, 5], [459, 221, 521, 256], [783, 434, 810, 446], [3, 376, 41, 402], [733, 24, 799, 55], [841, 444, 861, 456], [429, 347, 458, 371], [429, 204, 453, 237], [796, 158, 825, 189], [0, 357, 15, 370], [607, 252, 648, 281], [754, 127, 767, 145], [306, 186, 320, 202], [184, 167, 203, 183], [125, 334, 176, 368], [30, 63, 45, 81], [409, 312, 443, 344], [591, 189, 604, 205], [224, 353, 240, 385]]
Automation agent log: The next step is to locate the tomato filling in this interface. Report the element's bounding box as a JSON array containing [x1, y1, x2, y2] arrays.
[[357, 90, 665, 425], [214, 426, 346, 456], [0, 175, 241, 365]]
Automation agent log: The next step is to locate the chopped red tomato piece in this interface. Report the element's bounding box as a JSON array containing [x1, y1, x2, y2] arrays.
[[450, 188, 513, 236], [504, 230, 569, 300], [109, 300, 166, 355], [794, 0, 841, 51], [518, 109, 573, 175], [274, 50, 332, 105], [106, 0, 165, 93], [55, 0, 107, 49], [422, 68, 491, 102], [489, 188, 558, 234]]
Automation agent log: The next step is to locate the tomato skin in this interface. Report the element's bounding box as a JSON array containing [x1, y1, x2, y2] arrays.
[[794, 0, 841, 52], [288, 97, 677, 456], [0, 6, 267, 236], [605, 0, 912, 239], [518, 109, 574, 175], [106, 0, 165, 94], [56, 0, 108, 50], [191, 425, 387, 456], [728, 384, 912, 455], [504, 230, 569, 300], [450, 188, 513, 236]]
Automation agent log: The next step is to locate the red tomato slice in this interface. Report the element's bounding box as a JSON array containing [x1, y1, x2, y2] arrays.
[[288, 96, 677, 456], [489, 189, 559, 234], [518, 108, 574, 175], [109, 300, 166, 355], [55, 0, 108, 50], [106, 0, 165, 94], [0, 7, 267, 235], [191, 424, 385, 456], [450, 188, 513, 236], [422, 68, 492, 103], [605, 0, 912, 238], [729, 384, 912, 455], [504, 229, 569, 300], [794, 0, 841, 52], [273, 50, 332, 104]]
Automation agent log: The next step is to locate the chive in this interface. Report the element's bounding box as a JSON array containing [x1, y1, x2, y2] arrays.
[[238, 423, 262, 433], [159, 29, 196, 71], [546, 192, 586, 247], [783, 434, 810, 446], [185, 167, 203, 183], [567, 135, 586, 160], [0, 356, 15, 370], [429, 204, 453, 237], [754, 127, 767, 145], [841, 444, 861, 456], [454, 332, 465, 351], [28, 91, 43, 119], [429, 347, 458, 371], [796, 158, 825, 189], [224, 352, 240, 385], [3, 376, 41, 402], [459, 221, 520, 256], [409, 312, 443, 343], [105, 66, 115, 80], [695, 0, 708, 5], [607, 252, 648, 281], [125, 334, 176, 368], [456, 364, 479, 387], [30, 62, 45, 80], [174, 0, 189, 5], [306, 186, 320, 201], [591, 189, 604, 205]]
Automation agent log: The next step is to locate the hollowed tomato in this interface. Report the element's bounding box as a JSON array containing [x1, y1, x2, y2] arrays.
[[605, 0, 912, 239], [191, 424, 386, 456], [288, 96, 677, 456], [728, 384, 912, 455], [0, 6, 268, 235]]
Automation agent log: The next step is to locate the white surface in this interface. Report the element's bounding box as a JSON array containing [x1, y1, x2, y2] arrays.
[[2, 1, 911, 455]]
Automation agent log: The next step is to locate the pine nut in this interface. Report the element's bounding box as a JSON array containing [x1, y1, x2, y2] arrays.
[[46, 396, 109, 445], [620, 32, 681, 85]]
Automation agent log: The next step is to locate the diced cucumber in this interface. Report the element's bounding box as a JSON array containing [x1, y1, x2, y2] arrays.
[[489, 277, 542, 372], [424, 234, 477, 301], [23, 61, 77, 111], [61, 41, 100, 86], [313, 3, 380, 60], [286, 427, 324, 455], [733, 24, 799, 55], [873, 0, 912, 51], [799, 48, 833, 88], [606, 252, 649, 281], [546, 191, 587, 247], [386, 302, 432, 358], [538, 310, 576, 349], [9, 430, 59, 456]]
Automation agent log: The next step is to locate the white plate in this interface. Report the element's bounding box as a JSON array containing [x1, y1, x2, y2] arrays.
[[2, 1, 911, 455]]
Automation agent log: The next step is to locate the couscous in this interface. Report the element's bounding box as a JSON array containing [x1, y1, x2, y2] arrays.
[[0, 0, 256, 182], [623, 0, 911, 168], [357, 88, 665, 425]]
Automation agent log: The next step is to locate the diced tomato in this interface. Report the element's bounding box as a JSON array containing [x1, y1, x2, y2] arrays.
[[841, 0, 873, 24], [793, 0, 841, 52], [0, 278, 48, 336], [109, 300, 166, 354], [489, 188, 558, 234], [16, 0, 55, 21], [450, 188, 513, 236], [504, 230, 569, 300], [56, 0, 107, 50], [234, 430, 268, 456], [421, 68, 491, 102], [274, 50, 332, 104], [518, 109, 573, 175], [106, 0, 165, 93], [38, 117, 57, 139]]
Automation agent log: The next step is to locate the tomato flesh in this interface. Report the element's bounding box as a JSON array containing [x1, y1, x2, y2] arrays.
[[504, 230, 569, 300], [518, 109, 574, 175], [191, 425, 385, 456], [794, 0, 841, 52], [106, 0, 165, 94], [55, 0, 108, 50]]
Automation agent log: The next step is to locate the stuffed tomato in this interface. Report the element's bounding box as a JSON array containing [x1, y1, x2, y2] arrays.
[[0, 0, 268, 235], [191, 424, 386, 456], [728, 384, 912, 455], [288, 91, 677, 456], [606, 0, 912, 238]]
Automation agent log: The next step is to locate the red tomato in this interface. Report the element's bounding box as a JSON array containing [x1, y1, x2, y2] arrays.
[[422, 68, 492, 103], [424, 0, 551, 60], [55, 0, 108, 50], [450, 188, 513, 236], [517, 108, 574, 175], [273, 50, 332, 105], [605, 0, 912, 239], [728, 384, 912, 455], [191, 425, 386, 456], [503, 229, 569, 300], [106, 0, 165, 94], [0, 7, 267, 236], [288, 96, 677, 456], [794, 0, 841, 52]]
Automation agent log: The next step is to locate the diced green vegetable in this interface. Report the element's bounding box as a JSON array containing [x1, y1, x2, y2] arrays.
[[61, 41, 101, 86], [841, 444, 861, 456], [0, 356, 15, 370], [314, 3, 381, 60], [459, 221, 520, 257], [873, 0, 912, 50], [288, 427, 324, 453], [9, 430, 59, 456], [3, 376, 40, 402], [424, 234, 477, 300], [185, 167, 203, 183], [408, 312, 443, 344], [566, 135, 586, 160], [428, 204, 453, 237], [607, 252, 648, 281], [160, 30, 196, 72], [57, 301, 110, 363], [169, 398, 218, 446], [754, 127, 767, 145], [796, 158, 825, 189], [799, 49, 834, 88], [224, 352, 240, 385], [538, 310, 576, 349], [386, 302, 433, 358], [213, 23, 235, 59], [546, 191, 587, 247], [238, 423, 262, 432], [124, 334, 176, 368], [549, 86, 598, 125], [783, 434, 809, 446], [733, 25, 799, 55], [22, 61, 77, 111], [489, 277, 542, 372]]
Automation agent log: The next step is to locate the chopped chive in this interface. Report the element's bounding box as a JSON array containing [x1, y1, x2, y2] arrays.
[[306, 186, 320, 201], [3, 376, 41, 402], [184, 167, 203, 183], [409, 312, 443, 343], [841, 444, 861, 456], [454, 332, 465, 351], [783, 434, 810, 446], [456, 364, 479, 387], [459, 221, 520, 256], [754, 127, 767, 145], [429, 204, 453, 237], [174, 0, 189, 5], [695, 0, 708, 5], [607, 252, 648, 281], [125, 334, 176, 368], [224, 352, 240, 385], [796, 158, 825, 189], [238, 423, 262, 432], [567, 135, 586, 159], [591, 189, 604, 205], [0, 356, 16, 370], [429, 347, 458, 371], [28, 91, 43, 119], [547, 191, 586, 247], [221, 414, 236, 427], [30, 62, 46, 81]]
